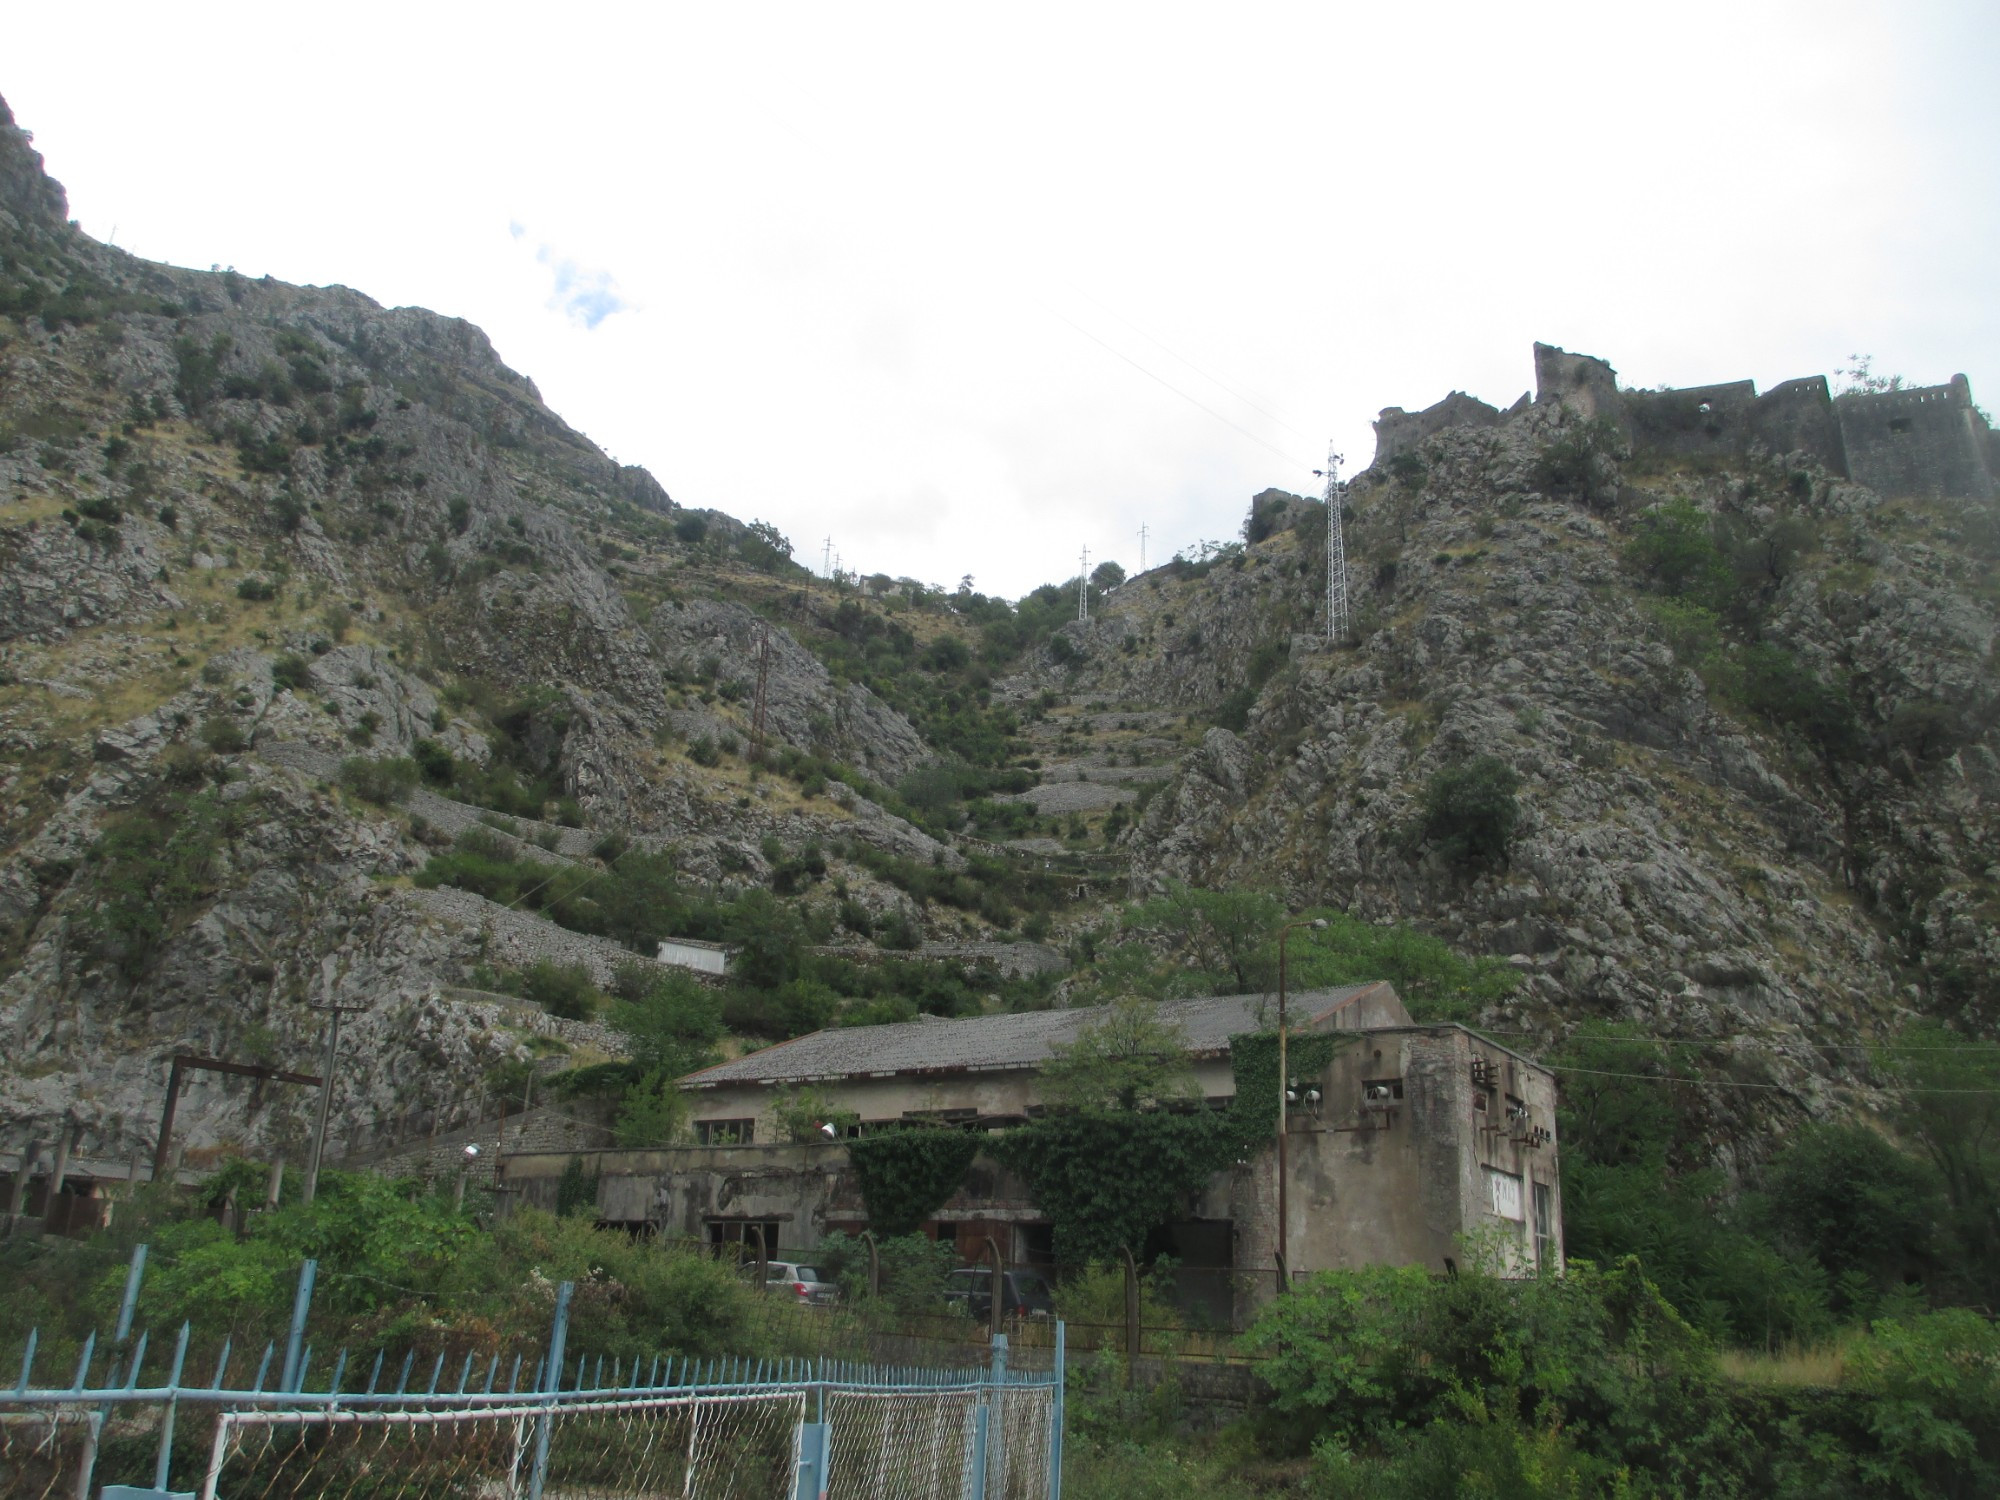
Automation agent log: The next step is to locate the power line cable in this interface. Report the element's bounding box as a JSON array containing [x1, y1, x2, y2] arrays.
[[1480, 1029, 2000, 1054], [1039, 303, 1317, 475], [1544, 1061, 2000, 1095], [1066, 285, 1318, 444]]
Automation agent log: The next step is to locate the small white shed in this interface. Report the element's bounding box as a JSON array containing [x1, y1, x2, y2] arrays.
[[657, 937, 736, 976]]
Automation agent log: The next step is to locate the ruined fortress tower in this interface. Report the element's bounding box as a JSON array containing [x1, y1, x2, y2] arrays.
[[1370, 344, 1998, 503]]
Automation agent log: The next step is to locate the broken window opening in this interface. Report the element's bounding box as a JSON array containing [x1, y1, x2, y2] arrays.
[[695, 1118, 755, 1146]]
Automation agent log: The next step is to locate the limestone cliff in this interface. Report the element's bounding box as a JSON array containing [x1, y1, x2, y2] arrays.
[[1076, 358, 1997, 1147], [0, 95, 939, 1167]]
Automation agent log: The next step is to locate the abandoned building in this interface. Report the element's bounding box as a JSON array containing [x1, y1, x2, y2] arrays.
[[1370, 343, 1997, 502], [498, 981, 1564, 1299]]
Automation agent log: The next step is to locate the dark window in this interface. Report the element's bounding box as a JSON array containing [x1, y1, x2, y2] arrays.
[[696, 1118, 754, 1145], [1889, 417, 1912, 434], [1532, 1183, 1555, 1268], [1362, 1078, 1404, 1104], [707, 1219, 782, 1256]]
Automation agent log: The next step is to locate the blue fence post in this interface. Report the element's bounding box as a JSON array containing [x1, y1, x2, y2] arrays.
[[988, 1333, 1008, 1499], [152, 1322, 192, 1490], [278, 1260, 317, 1393], [790, 1421, 829, 1500], [525, 1281, 573, 1500], [1048, 1321, 1064, 1500], [968, 1404, 989, 1500], [114, 1246, 149, 1345]]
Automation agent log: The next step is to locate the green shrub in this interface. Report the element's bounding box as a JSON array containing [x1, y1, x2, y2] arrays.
[[198, 716, 247, 754], [1413, 755, 1521, 869], [1626, 498, 1730, 603], [1529, 416, 1624, 508], [411, 738, 455, 784], [236, 577, 278, 602], [520, 961, 602, 1021], [338, 756, 419, 805], [270, 654, 311, 691]]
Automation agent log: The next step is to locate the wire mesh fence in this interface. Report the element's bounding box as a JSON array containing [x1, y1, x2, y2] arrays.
[[714, 1246, 1288, 1370], [207, 1389, 807, 1500], [0, 1246, 1064, 1500]]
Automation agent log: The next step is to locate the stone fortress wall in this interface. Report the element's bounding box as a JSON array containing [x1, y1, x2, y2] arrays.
[[1370, 343, 1996, 502]]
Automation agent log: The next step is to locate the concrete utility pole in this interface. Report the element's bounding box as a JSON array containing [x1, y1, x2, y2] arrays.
[[1315, 448, 1348, 643], [1138, 522, 1148, 574], [301, 1003, 369, 1206], [749, 625, 772, 764], [1275, 916, 1327, 1292], [1078, 546, 1091, 623], [42, 1119, 73, 1232]]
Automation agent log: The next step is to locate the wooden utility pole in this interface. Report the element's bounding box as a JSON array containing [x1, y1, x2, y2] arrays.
[[154, 1056, 320, 1180]]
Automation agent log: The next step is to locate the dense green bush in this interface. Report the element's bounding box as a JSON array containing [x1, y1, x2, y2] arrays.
[[1530, 416, 1624, 509], [338, 755, 418, 805], [1413, 755, 1522, 869], [80, 782, 243, 979], [519, 960, 602, 1020]]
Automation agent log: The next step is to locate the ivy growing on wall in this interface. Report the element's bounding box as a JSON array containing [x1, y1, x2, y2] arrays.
[[846, 1127, 982, 1236], [842, 1030, 1357, 1258], [990, 1029, 1354, 1261], [988, 1111, 1235, 1262]]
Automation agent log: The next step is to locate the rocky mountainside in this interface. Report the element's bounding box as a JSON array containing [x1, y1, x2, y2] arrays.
[[3, 85, 1993, 1177], [0, 96, 965, 1166], [1062, 356, 1997, 1144]]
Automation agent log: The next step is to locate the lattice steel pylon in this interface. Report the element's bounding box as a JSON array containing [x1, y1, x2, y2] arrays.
[[1316, 446, 1348, 643]]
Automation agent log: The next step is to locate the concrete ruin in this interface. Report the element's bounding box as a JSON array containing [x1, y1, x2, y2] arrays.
[[494, 983, 1564, 1314], [1369, 343, 1997, 502]]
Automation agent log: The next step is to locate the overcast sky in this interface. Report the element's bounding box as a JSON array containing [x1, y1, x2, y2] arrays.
[[10, 1, 1996, 597]]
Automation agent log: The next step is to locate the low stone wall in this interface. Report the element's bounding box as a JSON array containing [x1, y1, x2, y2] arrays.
[[439, 988, 629, 1056]]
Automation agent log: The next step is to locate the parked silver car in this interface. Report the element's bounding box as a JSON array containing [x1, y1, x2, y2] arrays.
[[752, 1260, 841, 1306]]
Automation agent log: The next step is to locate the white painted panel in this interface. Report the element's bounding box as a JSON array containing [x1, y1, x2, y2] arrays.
[[1485, 1166, 1524, 1221], [658, 941, 728, 974]]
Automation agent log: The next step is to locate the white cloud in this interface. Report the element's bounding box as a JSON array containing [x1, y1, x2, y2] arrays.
[[532, 240, 627, 329]]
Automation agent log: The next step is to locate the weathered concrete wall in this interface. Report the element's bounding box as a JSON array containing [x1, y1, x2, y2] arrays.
[[1243, 1027, 1561, 1282], [1838, 375, 1996, 501]]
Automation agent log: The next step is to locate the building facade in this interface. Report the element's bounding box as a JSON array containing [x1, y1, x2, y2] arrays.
[[501, 983, 1563, 1292]]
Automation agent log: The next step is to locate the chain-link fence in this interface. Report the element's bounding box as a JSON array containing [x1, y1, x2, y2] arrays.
[[0, 1247, 1064, 1500]]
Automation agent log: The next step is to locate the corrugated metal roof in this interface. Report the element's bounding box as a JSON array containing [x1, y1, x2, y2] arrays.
[[682, 983, 1389, 1089]]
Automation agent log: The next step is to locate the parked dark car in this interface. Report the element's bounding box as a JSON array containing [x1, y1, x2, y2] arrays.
[[944, 1267, 1054, 1320]]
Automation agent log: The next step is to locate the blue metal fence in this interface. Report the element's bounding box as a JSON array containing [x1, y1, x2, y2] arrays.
[[0, 1247, 1063, 1500]]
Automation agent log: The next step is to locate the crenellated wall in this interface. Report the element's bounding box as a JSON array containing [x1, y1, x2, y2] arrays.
[[1836, 375, 1996, 501], [1365, 343, 1992, 501]]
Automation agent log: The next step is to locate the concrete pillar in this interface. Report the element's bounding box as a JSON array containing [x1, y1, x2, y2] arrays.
[[42, 1122, 73, 1232], [6, 1140, 42, 1218]]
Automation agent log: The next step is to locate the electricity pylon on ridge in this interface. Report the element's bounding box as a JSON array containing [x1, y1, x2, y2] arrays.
[[1315, 447, 1348, 644]]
